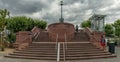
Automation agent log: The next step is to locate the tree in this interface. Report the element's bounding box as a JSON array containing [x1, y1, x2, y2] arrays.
[[113, 19, 120, 37], [0, 9, 10, 51], [81, 20, 91, 28], [6, 16, 35, 33], [6, 16, 47, 47], [0, 9, 9, 31], [6, 16, 47, 33], [34, 20, 47, 29], [105, 24, 114, 37]]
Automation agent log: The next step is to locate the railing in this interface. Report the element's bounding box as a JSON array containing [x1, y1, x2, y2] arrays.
[[84, 27, 102, 49], [56, 34, 60, 62], [65, 33, 67, 49], [55, 34, 58, 50], [63, 42, 66, 62], [56, 33, 67, 62], [32, 31, 40, 42], [57, 43, 60, 62], [62, 34, 67, 62]]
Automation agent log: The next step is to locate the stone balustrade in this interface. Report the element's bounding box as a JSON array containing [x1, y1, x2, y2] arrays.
[[84, 27, 105, 49], [14, 27, 41, 50], [14, 31, 32, 50]]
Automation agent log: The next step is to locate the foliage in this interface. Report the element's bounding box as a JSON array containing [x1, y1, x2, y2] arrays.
[[81, 20, 91, 28], [0, 9, 9, 50], [105, 24, 114, 37], [113, 19, 120, 37], [6, 16, 34, 32], [34, 19, 47, 29], [0, 9, 47, 49], [6, 16, 47, 33], [0, 9, 9, 31], [7, 33, 16, 43]]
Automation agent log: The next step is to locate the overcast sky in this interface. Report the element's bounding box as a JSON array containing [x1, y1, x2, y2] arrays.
[[0, 0, 120, 24]]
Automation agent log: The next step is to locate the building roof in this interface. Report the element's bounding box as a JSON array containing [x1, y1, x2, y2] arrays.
[[89, 14, 106, 21]]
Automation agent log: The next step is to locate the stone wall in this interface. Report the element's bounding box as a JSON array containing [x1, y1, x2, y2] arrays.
[[48, 23, 75, 42], [14, 31, 32, 50], [85, 27, 105, 49], [14, 27, 41, 50]]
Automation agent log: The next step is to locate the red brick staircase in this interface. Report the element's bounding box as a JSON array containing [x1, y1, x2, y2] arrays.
[[70, 32, 90, 42], [5, 31, 116, 61], [35, 31, 52, 42]]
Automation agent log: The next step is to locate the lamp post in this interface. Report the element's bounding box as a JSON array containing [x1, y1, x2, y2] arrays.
[[59, 1, 64, 23]]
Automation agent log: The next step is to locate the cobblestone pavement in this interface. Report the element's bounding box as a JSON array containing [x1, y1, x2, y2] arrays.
[[0, 47, 119, 62]]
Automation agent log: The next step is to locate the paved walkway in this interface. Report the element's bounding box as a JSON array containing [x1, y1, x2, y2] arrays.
[[0, 47, 119, 62]]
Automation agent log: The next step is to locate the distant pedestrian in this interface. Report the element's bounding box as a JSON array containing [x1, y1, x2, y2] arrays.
[[75, 25, 79, 32], [100, 35, 106, 50]]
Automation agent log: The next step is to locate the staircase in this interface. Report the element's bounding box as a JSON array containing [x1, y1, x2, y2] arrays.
[[35, 31, 52, 42], [62, 43, 115, 60], [5, 42, 115, 60], [70, 32, 89, 42], [5, 43, 57, 60], [5, 31, 116, 61]]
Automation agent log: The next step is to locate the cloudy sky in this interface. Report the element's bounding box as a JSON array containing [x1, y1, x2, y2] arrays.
[[0, 0, 120, 24]]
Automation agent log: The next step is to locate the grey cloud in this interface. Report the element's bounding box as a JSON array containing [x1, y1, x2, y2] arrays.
[[0, 0, 120, 24], [0, 0, 49, 15]]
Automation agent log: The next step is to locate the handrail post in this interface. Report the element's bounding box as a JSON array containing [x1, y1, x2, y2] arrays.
[[57, 43, 60, 62]]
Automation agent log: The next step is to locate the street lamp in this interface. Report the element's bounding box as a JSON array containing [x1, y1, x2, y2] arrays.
[[59, 1, 64, 23]]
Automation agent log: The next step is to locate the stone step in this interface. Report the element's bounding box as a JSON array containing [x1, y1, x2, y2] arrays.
[[32, 42, 90, 44], [9, 53, 111, 57], [26, 47, 99, 50], [5, 55, 56, 60], [5, 54, 116, 60], [65, 55, 116, 60], [28, 45, 96, 48], [28, 45, 95, 48], [14, 50, 107, 54], [21, 49, 103, 52]]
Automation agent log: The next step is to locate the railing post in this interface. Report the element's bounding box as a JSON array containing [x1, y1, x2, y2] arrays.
[[57, 43, 60, 62]]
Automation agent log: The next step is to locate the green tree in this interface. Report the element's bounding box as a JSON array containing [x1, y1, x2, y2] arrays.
[[34, 20, 47, 29], [113, 19, 120, 37], [7, 33, 16, 48], [6, 16, 35, 32], [81, 20, 91, 28], [105, 24, 114, 37], [0, 9, 10, 31], [6, 16, 47, 33], [0, 9, 10, 51], [6, 16, 47, 47]]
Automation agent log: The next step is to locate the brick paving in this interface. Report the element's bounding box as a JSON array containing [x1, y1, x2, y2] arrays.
[[0, 47, 119, 62]]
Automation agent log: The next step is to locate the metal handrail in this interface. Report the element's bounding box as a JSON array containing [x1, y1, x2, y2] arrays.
[[34, 32, 40, 40], [63, 42, 66, 62], [57, 43, 60, 62], [65, 33, 67, 49], [55, 34, 58, 50], [32, 31, 40, 42], [56, 34, 60, 62], [56, 33, 67, 62]]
